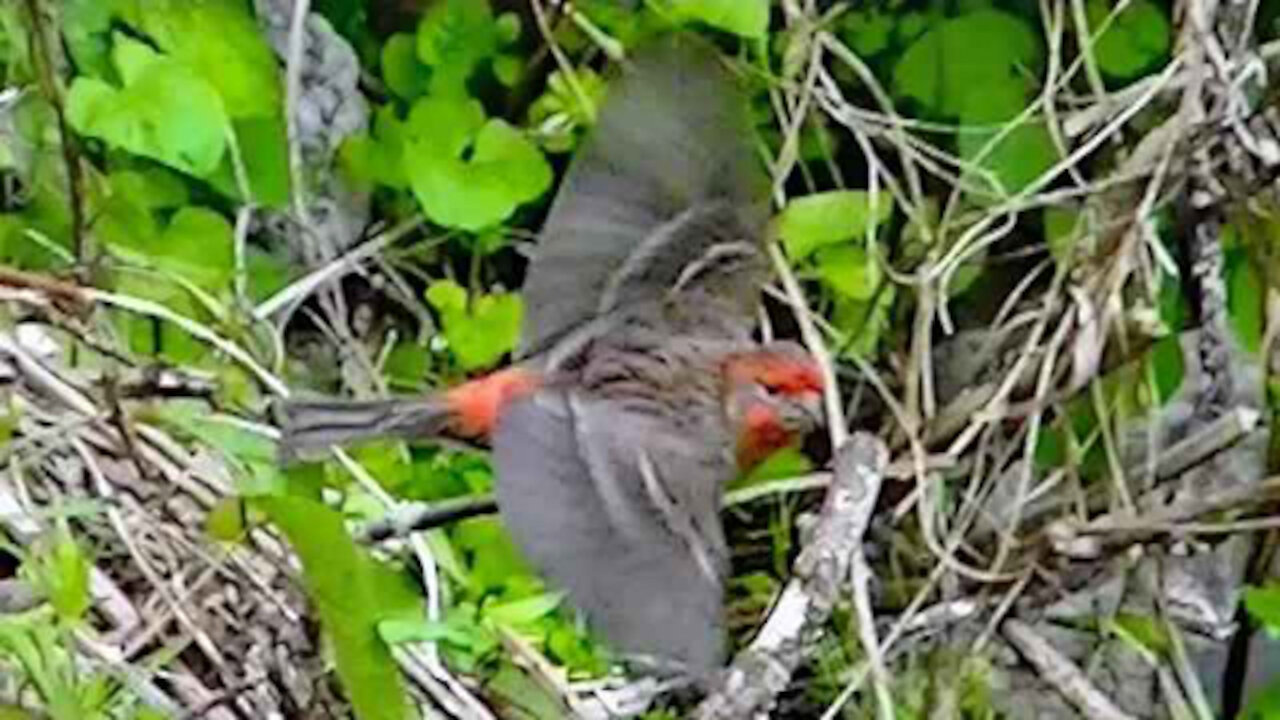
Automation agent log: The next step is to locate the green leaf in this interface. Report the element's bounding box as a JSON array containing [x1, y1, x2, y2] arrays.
[[258, 493, 419, 720], [48, 535, 91, 624], [426, 280, 524, 371], [25, 524, 91, 623], [205, 497, 248, 543], [401, 452, 493, 503], [384, 340, 431, 391], [492, 54, 523, 88], [1242, 679, 1280, 720], [151, 207, 236, 291], [892, 10, 1041, 118], [109, 168, 190, 211], [240, 115, 293, 207], [206, 115, 292, 208], [152, 404, 278, 466], [382, 33, 429, 100], [832, 283, 896, 357], [1243, 583, 1280, 636], [546, 623, 609, 674], [668, 0, 770, 39], [0, 704, 39, 719], [485, 592, 564, 627], [340, 106, 413, 190], [1227, 248, 1264, 354], [62, 0, 115, 78], [110, 30, 159, 82], [406, 94, 487, 156], [487, 662, 573, 719], [346, 442, 416, 496], [957, 85, 1057, 196], [0, 401, 15, 448], [111, 278, 202, 361], [1044, 206, 1085, 264], [968, 120, 1058, 196], [1107, 612, 1170, 657], [147, 404, 289, 494], [407, 109, 553, 231], [348, 56, 554, 224], [378, 617, 475, 647], [895, 10, 933, 45], [777, 191, 894, 261], [528, 66, 605, 153], [343, 491, 387, 524], [424, 278, 467, 314], [1155, 272, 1186, 337], [67, 34, 228, 176], [1086, 0, 1171, 81], [736, 446, 814, 486], [467, 120, 552, 211], [416, 0, 515, 96], [134, 0, 283, 119], [339, 135, 388, 189], [495, 12, 522, 44], [0, 122, 77, 268], [380, 603, 506, 672], [839, 9, 894, 57], [452, 517, 534, 595], [815, 244, 881, 300], [94, 179, 162, 253]]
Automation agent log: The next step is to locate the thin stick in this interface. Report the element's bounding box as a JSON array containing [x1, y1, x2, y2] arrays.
[[695, 434, 889, 720]]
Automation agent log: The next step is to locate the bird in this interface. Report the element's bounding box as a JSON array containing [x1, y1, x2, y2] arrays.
[[276, 34, 825, 675]]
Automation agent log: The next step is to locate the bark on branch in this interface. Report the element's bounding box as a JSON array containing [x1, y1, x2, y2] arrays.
[[694, 432, 889, 720]]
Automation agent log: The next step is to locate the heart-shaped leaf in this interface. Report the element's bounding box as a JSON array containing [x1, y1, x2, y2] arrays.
[[406, 96, 551, 231], [382, 33, 429, 100], [425, 280, 524, 371], [133, 0, 282, 119], [416, 0, 521, 96], [67, 34, 228, 176], [1086, 0, 1171, 81], [893, 10, 1041, 117]]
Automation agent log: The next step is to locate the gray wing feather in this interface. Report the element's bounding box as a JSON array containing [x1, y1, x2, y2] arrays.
[[491, 389, 731, 672], [519, 35, 767, 357]]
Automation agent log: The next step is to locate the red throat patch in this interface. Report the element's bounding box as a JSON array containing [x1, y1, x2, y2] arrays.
[[737, 402, 793, 469], [444, 368, 543, 439]]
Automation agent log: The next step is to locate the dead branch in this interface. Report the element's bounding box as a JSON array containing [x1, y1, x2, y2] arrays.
[[1002, 619, 1134, 720], [695, 433, 888, 720]]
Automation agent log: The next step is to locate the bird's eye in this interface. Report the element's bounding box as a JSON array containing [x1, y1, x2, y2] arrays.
[[756, 380, 784, 397]]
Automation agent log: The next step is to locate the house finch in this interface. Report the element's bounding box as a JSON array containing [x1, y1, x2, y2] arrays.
[[278, 36, 825, 673]]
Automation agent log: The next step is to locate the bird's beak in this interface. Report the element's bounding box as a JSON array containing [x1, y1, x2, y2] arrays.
[[800, 391, 826, 428]]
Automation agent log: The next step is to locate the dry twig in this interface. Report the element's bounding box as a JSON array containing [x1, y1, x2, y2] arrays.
[[695, 433, 888, 720]]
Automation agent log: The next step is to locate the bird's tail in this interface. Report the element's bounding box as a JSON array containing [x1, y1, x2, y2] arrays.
[[275, 395, 456, 461]]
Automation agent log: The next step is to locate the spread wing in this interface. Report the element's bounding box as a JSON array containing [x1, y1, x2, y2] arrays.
[[518, 34, 768, 358], [491, 388, 733, 672]]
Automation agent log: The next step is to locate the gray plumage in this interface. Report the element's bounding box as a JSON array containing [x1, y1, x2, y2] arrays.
[[518, 35, 768, 358], [490, 36, 772, 673], [275, 395, 456, 461], [276, 34, 782, 675], [493, 382, 733, 672]]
